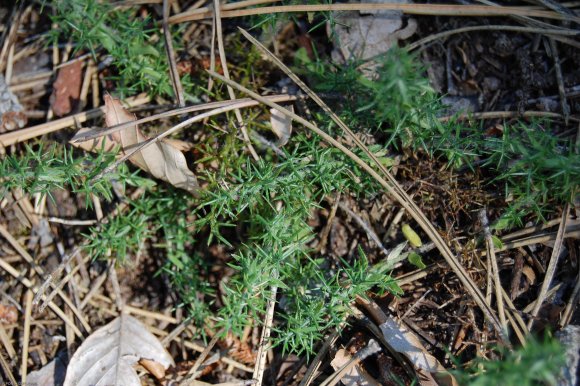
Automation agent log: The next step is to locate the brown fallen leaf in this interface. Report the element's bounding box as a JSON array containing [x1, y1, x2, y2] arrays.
[[72, 95, 198, 194], [140, 358, 167, 380], [63, 313, 174, 386], [50, 60, 83, 117], [0, 303, 17, 324]]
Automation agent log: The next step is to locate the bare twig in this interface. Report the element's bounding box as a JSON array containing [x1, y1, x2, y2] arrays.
[[47, 217, 98, 226], [0, 258, 83, 337], [338, 201, 390, 257], [0, 94, 150, 147], [527, 203, 571, 328], [72, 94, 296, 142], [20, 290, 33, 385], [548, 38, 570, 123], [408, 25, 579, 51], [213, 0, 259, 160], [479, 209, 507, 331], [252, 282, 278, 386], [439, 110, 580, 123], [315, 192, 341, 253], [163, 0, 185, 106], [169, 3, 571, 24]]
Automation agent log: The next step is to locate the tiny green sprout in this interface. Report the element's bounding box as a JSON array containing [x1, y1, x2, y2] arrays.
[[402, 224, 423, 248], [408, 252, 427, 269]]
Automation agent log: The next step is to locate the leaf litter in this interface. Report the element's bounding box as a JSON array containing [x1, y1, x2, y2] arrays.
[[72, 95, 199, 194], [63, 314, 174, 386]]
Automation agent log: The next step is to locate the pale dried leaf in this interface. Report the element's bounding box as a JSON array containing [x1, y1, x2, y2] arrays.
[[330, 0, 417, 75], [379, 316, 458, 386], [63, 314, 174, 386], [330, 349, 381, 386], [27, 352, 67, 386], [72, 95, 198, 194], [270, 107, 293, 147]]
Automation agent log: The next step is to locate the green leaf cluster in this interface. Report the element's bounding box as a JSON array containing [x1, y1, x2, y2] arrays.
[[453, 337, 565, 386]]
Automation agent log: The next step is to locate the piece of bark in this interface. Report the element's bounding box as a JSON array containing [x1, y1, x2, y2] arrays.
[[50, 60, 83, 117]]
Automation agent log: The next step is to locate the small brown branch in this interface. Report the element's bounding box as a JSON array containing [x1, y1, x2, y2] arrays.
[[170, 3, 571, 24], [528, 203, 571, 329], [163, 0, 185, 107], [479, 209, 507, 331]]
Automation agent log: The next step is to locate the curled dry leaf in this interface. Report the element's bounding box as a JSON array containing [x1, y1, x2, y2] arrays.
[[378, 316, 458, 386], [72, 95, 198, 194], [270, 107, 293, 147], [330, 349, 381, 386], [63, 313, 174, 386]]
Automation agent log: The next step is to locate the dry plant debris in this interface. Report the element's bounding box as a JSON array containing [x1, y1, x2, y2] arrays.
[[73, 95, 199, 195], [63, 314, 174, 386], [0, 1, 578, 386]]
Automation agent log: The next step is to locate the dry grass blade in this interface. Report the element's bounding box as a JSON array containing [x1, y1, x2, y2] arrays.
[[212, 0, 259, 160], [439, 110, 580, 123], [20, 290, 33, 385], [527, 203, 571, 328], [0, 224, 91, 333], [234, 29, 506, 340], [407, 25, 580, 51], [548, 38, 571, 124], [183, 331, 221, 384], [0, 350, 18, 386], [474, 0, 580, 48], [169, 3, 571, 23], [560, 270, 580, 326], [252, 283, 278, 386], [479, 210, 507, 331], [72, 94, 296, 142], [163, 0, 185, 107], [298, 330, 342, 386], [0, 93, 150, 148], [0, 258, 83, 338]]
